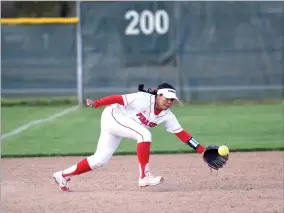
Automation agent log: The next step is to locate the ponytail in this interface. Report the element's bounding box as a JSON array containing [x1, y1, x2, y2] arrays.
[[138, 84, 157, 95]]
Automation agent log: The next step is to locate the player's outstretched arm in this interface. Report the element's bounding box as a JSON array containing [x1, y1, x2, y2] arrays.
[[85, 95, 125, 108], [163, 112, 205, 154], [175, 130, 205, 154]]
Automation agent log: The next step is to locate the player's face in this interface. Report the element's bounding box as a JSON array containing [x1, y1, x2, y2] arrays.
[[156, 95, 175, 110]]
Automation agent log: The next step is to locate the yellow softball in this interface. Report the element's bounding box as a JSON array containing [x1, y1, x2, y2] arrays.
[[218, 145, 229, 156]]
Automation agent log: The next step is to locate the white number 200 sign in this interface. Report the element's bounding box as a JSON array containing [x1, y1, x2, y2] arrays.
[[125, 10, 169, 35]]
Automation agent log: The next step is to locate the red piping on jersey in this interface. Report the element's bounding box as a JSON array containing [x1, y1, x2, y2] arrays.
[[111, 109, 144, 142], [94, 95, 124, 107], [175, 130, 205, 153], [124, 95, 128, 105], [147, 95, 152, 120]]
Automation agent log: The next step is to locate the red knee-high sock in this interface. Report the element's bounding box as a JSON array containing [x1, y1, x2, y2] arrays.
[[137, 142, 151, 178], [62, 158, 92, 178]]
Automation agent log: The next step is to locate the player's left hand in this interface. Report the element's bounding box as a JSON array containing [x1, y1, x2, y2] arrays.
[[203, 145, 228, 170], [85, 99, 96, 108]]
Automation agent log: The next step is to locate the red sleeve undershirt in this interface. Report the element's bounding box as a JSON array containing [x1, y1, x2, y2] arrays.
[[94, 95, 125, 107], [175, 130, 205, 153]]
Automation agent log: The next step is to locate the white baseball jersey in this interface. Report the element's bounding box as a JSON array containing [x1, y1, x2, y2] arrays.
[[80, 92, 185, 169], [109, 92, 183, 134]]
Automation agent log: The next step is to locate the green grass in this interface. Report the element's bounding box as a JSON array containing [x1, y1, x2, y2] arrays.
[[1, 106, 76, 134], [1, 103, 283, 157]]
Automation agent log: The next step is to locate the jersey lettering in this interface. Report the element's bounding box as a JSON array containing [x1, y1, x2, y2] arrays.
[[136, 112, 157, 128], [114, 93, 182, 132]]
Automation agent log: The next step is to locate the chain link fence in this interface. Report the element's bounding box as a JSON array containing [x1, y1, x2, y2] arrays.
[[2, 2, 283, 103]]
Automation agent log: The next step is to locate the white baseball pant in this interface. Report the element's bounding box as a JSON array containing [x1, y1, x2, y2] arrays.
[[87, 107, 152, 169]]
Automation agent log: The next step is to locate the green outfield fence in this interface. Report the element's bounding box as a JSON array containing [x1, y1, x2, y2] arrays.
[[2, 1, 283, 105]]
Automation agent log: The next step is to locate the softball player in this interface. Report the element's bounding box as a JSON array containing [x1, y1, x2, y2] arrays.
[[53, 83, 205, 191]]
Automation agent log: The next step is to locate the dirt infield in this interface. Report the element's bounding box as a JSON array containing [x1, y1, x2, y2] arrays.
[[2, 152, 283, 213]]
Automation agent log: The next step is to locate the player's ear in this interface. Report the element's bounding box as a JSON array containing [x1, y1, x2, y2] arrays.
[[157, 94, 163, 99]]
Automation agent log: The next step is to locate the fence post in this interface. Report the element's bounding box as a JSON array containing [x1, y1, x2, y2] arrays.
[[76, 0, 83, 106]]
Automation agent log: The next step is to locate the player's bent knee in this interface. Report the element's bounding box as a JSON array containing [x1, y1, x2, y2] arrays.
[[139, 128, 152, 143], [87, 153, 111, 169]]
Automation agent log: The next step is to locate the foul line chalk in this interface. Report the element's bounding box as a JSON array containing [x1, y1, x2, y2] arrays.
[[1, 106, 79, 140]]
